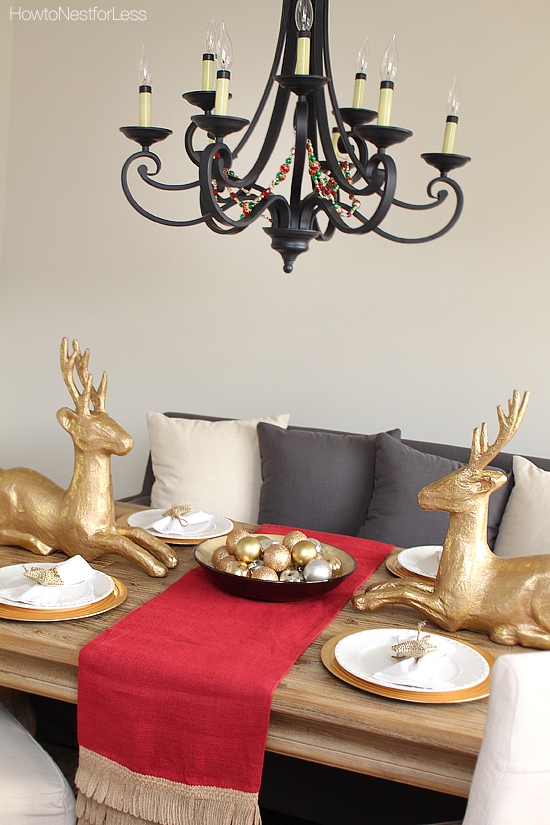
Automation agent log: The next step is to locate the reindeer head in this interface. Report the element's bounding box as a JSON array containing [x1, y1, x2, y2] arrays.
[[56, 338, 133, 457], [418, 391, 530, 515]]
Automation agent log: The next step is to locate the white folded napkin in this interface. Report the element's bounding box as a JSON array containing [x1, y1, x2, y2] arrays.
[[371, 632, 454, 690], [0, 556, 97, 607], [148, 510, 213, 537]]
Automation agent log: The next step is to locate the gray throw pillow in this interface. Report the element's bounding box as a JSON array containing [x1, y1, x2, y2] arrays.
[[257, 424, 401, 536], [358, 433, 510, 548]]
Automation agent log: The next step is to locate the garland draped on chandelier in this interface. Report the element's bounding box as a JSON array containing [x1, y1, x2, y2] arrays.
[[120, 0, 470, 272]]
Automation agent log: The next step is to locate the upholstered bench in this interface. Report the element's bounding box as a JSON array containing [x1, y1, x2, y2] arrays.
[[123, 411, 550, 556]]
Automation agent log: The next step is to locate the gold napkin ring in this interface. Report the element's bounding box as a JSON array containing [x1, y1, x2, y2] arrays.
[[391, 622, 438, 660], [23, 566, 64, 587], [163, 504, 193, 528]]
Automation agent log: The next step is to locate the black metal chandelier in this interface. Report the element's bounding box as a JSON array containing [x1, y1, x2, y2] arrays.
[[120, 0, 470, 273]]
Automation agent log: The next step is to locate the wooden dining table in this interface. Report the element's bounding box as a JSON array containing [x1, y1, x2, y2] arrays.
[[0, 503, 521, 799]]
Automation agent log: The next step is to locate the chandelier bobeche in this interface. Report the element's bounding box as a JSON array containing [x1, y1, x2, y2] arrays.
[[120, 0, 470, 272]]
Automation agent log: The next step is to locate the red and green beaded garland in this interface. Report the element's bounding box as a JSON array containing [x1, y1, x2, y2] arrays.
[[307, 140, 361, 218], [212, 139, 361, 221]]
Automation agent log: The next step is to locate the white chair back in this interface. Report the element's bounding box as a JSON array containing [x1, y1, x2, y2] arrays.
[[462, 650, 550, 825]]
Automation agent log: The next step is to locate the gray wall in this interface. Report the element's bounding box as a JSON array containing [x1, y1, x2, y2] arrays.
[[1, 0, 549, 498]]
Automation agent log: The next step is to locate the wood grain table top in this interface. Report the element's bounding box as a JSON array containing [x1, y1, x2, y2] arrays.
[[0, 503, 521, 797]]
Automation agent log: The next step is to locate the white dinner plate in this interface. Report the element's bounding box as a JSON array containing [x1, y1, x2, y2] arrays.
[[334, 628, 490, 693], [0, 562, 114, 609], [398, 545, 442, 579], [127, 509, 234, 541]]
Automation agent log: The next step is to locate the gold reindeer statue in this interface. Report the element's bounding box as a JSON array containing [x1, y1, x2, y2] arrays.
[[0, 339, 177, 577], [354, 390, 550, 650]]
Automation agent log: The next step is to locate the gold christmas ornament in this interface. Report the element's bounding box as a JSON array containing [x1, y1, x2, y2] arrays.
[[0, 339, 177, 577], [280, 569, 304, 582], [251, 566, 279, 581], [217, 555, 238, 572], [226, 526, 250, 552], [263, 542, 292, 572], [291, 539, 318, 567], [283, 530, 308, 550], [234, 535, 262, 563], [228, 561, 250, 577], [354, 391, 550, 650], [212, 546, 231, 570], [323, 553, 343, 575]]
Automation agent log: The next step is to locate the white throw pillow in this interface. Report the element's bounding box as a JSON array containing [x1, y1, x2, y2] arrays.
[[493, 455, 550, 557], [147, 412, 290, 524]]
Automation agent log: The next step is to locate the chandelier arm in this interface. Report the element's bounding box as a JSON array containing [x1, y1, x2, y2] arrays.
[[317, 1, 372, 191], [183, 122, 202, 169], [222, 85, 292, 191], [124, 151, 200, 193], [299, 150, 397, 235], [390, 175, 455, 211], [232, 0, 291, 159], [199, 141, 291, 229], [121, 152, 209, 227], [290, 97, 309, 228], [310, 209, 337, 242], [374, 177, 465, 243]]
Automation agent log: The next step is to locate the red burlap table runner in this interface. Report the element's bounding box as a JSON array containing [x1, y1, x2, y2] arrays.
[[75, 527, 392, 825]]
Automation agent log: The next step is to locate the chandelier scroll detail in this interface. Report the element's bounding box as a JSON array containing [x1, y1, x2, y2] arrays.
[[120, 0, 471, 273]]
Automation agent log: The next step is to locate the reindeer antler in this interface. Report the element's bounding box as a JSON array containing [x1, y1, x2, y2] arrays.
[[60, 338, 107, 415], [469, 390, 530, 473]]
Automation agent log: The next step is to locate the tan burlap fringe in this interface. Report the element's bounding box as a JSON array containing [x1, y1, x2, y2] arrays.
[[75, 747, 261, 825]]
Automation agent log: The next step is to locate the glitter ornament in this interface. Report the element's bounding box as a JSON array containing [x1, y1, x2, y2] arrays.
[[226, 526, 250, 552], [291, 539, 319, 567], [251, 566, 279, 581], [212, 546, 231, 570], [235, 535, 262, 563], [263, 542, 292, 572], [303, 558, 333, 582], [283, 530, 308, 550]]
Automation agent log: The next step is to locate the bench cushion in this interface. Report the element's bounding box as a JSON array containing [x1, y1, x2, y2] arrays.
[[494, 455, 550, 557], [358, 434, 510, 548], [146, 411, 290, 524], [257, 423, 401, 536]]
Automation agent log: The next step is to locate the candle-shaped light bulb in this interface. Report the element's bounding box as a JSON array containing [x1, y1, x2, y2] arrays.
[[138, 46, 152, 127], [202, 17, 217, 91], [352, 36, 369, 109], [377, 34, 398, 126], [442, 77, 461, 153], [214, 22, 233, 115], [295, 0, 314, 75]]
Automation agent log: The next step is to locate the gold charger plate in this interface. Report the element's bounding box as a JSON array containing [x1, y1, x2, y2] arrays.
[[321, 630, 494, 703], [386, 553, 434, 583], [0, 577, 127, 622]]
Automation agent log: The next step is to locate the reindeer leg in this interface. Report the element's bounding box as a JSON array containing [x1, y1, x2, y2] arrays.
[[353, 579, 454, 629], [0, 529, 54, 556], [115, 526, 178, 569], [74, 533, 173, 577]]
